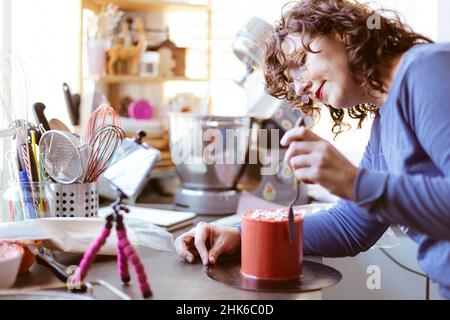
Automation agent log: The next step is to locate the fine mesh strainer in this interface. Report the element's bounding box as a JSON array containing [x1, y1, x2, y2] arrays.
[[39, 130, 86, 184]]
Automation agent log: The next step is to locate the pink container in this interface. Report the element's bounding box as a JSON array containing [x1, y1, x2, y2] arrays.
[[128, 100, 154, 120]]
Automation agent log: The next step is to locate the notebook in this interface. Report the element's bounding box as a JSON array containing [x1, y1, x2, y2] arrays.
[[98, 206, 196, 232]]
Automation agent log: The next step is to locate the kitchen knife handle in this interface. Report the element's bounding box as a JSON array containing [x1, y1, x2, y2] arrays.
[[35, 251, 88, 293], [35, 254, 69, 283], [33, 102, 51, 131], [62, 82, 78, 126]]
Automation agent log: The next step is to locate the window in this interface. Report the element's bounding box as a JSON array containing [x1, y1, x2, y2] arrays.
[[10, 0, 80, 124], [208, 0, 287, 116], [376, 0, 438, 40], [1, 0, 80, 217], [0, 0, 11, 189], [0, 0, 10, 217]]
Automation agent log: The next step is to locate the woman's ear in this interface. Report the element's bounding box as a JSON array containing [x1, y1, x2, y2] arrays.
[[335, 32, 350, 46]]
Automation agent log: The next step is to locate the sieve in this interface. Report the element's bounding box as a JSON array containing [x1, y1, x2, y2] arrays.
[[39, 130, 87, 184]]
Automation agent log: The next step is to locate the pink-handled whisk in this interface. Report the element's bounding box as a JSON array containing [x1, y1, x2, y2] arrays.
[[70, 193, 152, 299], [84, 124, 125, 183], [84, 104, 124, 183], [85, 103, 121, 144]]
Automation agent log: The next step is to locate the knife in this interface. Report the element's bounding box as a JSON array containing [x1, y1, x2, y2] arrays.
[[27, 246, 87, 293], [63, 82, 80, 126], [33, 102, 51, 132]]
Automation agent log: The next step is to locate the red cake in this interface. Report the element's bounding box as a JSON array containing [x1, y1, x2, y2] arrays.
[[241, 208, 303, 280]]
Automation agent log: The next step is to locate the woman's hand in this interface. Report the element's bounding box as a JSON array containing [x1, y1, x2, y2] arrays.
[[281, 126, 358, 200], [174, 222, 241, 266]]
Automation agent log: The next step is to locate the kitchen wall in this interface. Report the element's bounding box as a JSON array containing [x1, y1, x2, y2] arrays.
[[437, 0, 450, 41], [378, 0, 450, 42], [379, 0, 438, 39]]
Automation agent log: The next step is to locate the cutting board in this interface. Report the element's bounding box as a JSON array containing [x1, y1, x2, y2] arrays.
[[98, 206, 196, 232]]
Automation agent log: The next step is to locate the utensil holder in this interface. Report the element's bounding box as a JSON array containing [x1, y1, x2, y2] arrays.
[[49, 183, 99, 218]]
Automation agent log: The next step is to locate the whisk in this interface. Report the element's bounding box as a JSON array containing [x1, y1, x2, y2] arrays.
[[0, 52, 42, 219], [0, 52, 30, 149], [0, 51, 30, 126], [84, 124, 125, 183], [85, 103, 121, 144]]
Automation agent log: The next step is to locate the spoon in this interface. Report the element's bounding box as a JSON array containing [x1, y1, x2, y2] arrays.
[[287, 117, 305, 244], [288, 181, 300, 244], [49, 118, 71, 132]]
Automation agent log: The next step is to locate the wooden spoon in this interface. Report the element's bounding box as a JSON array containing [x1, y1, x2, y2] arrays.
[[49, 118, 71, 132]]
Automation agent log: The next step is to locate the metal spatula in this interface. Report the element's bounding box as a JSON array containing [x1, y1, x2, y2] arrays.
[[288, 180, 300, 244], [287, 117, 306, 243]]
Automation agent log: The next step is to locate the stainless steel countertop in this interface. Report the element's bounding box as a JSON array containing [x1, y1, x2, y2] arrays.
[[12, 208, 322, 300]]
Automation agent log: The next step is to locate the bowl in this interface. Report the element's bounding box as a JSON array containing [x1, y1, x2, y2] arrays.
[[168, 113, 251, 190], [15, 240, 42, 274], [0, 242, 24, 288]]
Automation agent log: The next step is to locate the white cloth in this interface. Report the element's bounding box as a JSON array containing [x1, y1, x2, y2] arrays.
[[0, 217, 173, 256]]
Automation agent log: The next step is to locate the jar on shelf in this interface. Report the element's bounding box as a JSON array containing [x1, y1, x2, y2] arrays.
[[86, 39, 110, 76]]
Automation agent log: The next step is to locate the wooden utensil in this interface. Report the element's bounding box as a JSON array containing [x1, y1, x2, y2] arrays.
[[49, 118, 71, 132]]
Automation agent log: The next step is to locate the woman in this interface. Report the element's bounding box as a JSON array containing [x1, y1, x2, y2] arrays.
[[174, 0, 450, 299]]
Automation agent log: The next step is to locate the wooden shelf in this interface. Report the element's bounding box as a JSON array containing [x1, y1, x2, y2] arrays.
[[151, 167, 176, 179], [83, 0, 209, 12], [84, 75, 208, 84], [78, 0, 213, 134]]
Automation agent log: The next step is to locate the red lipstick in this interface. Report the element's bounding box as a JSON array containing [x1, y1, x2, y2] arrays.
[[315, 81, 326, 101]]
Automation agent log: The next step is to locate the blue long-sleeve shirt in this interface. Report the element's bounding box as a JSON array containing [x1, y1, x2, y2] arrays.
[[304, 43, 450, 299]]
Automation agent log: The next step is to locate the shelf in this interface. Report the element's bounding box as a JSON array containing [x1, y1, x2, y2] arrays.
[[84, 75, 208, 84], [83, 0, 209, 12], [151, 166, 176, 179], [79, 0, 212, 134]]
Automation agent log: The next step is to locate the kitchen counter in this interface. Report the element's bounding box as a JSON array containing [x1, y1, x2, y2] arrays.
[[11, 213, 322, 300]]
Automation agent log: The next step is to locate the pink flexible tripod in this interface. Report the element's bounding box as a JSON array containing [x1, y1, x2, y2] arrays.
[[70, 193, 152, 298]]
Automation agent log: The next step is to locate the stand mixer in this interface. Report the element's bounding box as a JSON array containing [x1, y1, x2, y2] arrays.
[[233, 17, 309, 207], [169, 17, 309, 215], [169, 113, 251, 214]]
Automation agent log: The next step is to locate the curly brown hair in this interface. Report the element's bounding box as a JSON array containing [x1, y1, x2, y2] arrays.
[[264, 0, 433, 136]]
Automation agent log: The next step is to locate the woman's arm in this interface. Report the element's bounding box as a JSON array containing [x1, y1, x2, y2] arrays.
[[355, 48, 450, 240], [303, 199, 389, 257], [303, 132, 389, 257], [233, 197, 390, 258]]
